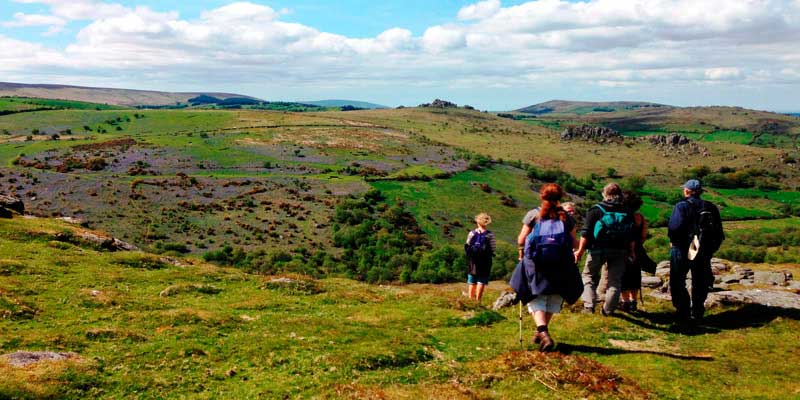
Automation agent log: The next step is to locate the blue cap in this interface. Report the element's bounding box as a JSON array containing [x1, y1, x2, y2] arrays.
[[683, 179, 702, 191]]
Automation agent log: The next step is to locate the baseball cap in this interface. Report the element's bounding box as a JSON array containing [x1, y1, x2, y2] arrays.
[[682, 179, 702, 191]]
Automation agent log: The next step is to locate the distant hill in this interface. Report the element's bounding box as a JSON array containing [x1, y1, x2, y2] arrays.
[[0, 82, 258, 107], [302, 99, 388, 109], [516, 100, 670, 115]]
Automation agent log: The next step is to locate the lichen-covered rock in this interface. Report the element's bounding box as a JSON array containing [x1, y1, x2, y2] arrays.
[[753, 271, 790, 286], [706, 289, 800, 310], [492, 291, 517, 310], [641, 276, 663, 288]]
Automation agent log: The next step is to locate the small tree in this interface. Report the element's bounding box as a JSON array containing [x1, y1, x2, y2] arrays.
[[606, 167, 617, 178]]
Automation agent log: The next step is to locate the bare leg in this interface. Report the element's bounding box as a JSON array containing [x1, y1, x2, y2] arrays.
[[468, 284, 476, 299], [476, 283, 486, 302], [532, 311, 553, 326]]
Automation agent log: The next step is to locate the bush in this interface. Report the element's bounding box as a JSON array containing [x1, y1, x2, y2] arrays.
[[623, 175, 647, 193]]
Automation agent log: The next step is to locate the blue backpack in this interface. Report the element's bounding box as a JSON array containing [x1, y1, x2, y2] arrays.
[[524, 214, 573, 268], [592, 204, 632, 245]]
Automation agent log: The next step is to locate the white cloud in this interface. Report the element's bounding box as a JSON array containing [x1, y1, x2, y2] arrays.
[[13, 0, 128, 20], [704, 67, 743, 81], [422, 25, 466, 53], [3, 12, 66, 35], [2, 0, 800, 109], [458, 0, 501, 21]]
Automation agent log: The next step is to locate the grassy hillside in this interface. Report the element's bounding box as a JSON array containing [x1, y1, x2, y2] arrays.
[[0, 105, 797, 274], [1, 215, 799, 399], [516, 100, 669, 115], [0, 82, 256, 107]]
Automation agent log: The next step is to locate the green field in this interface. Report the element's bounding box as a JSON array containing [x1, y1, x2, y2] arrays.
[[2, 99, 800, 398], [2, 216, 800, 399]]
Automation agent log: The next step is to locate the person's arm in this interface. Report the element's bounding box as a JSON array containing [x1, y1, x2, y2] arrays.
[[517, 224, 531, 260], [488, 232, 497, 253], [574, 236, 588, 263], [667, 203, 684, 247]]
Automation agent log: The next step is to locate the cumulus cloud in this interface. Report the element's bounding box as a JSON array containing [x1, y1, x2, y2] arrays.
[[3, 12, 66, 35], [1, 0, 799, 108], [457, 0, 501, 20]]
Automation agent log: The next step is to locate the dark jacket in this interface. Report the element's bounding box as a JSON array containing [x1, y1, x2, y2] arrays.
[[580, 200, 631, 249], [465, 230, 495, 277], [668, 196, 724, 251]]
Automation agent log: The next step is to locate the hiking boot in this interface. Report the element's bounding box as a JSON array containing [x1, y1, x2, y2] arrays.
[[582, 306, 595, 314], [533, 331, 542, 345], [538, 331, 555, 352], [601, 307, 613, 317], [629, 301, 638, 313], [619, 301, 630, 312]]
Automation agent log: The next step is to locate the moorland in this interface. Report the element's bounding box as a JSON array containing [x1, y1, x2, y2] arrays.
[[1, 88, 799, 398]]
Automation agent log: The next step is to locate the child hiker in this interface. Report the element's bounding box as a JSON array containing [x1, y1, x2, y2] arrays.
[[465, 213, 496, 302]]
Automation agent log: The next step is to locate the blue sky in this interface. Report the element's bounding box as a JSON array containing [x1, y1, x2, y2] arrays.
[[1, 0, 799, 111]]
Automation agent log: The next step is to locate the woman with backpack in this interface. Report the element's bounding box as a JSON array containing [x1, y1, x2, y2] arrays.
[[465, 213, 496, 302], [515, 183, 579, 351]]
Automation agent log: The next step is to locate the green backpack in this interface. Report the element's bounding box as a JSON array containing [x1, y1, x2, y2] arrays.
[[592, 205, 633, 245]]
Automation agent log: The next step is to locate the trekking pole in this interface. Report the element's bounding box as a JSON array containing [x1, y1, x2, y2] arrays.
[[518, 301, 524, 351]]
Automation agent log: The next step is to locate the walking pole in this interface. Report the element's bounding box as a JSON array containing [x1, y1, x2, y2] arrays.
[[519, 301, 524, 350]]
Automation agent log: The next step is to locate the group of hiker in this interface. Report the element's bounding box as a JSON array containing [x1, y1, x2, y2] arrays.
[[465, 179, 724, 352]]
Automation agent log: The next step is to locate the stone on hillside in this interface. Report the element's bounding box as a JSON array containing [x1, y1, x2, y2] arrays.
[[720, 274, 742, 284], [492, 291, 517, 310], [2, 351, 79, 367], [656, 261, 671, 277], [0, 194, 24, 217], [753, 271, 789, 286], [560, 125, 621, 143], [740, 279, 755, 286], [641, 276, 663, 288], [732, 266, 754, 278], [706, 289, 800, 310]]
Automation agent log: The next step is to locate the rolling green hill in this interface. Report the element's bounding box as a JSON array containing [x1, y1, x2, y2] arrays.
[[516, 100, 669, 115], [2, 96, 800, 398]]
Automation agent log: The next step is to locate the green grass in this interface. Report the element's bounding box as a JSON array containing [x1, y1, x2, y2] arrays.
[[1, 216, 799, 399], [371, 165, 539, 245]]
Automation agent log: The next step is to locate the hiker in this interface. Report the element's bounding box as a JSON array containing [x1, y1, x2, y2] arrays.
[[514, 183, 581, 351], [619, 191, 654, 312], [668, 179, 724, 322], [465, 213, 496, 302], [573, 183, 635, 316]]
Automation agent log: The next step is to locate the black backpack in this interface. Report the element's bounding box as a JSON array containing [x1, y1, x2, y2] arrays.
[[687, 198, 723, 257], [466, 230, 492, 260]]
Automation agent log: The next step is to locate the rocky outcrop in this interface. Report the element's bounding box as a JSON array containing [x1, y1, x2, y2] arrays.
[[640, 134, 710, 156], [54, 231, 139, 252], [706, 289, 800, 310], [560, 125, 622, 143], [647, 258, 799, 310], [0, 194, 24, 217], [419, 99, 457, 108]]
